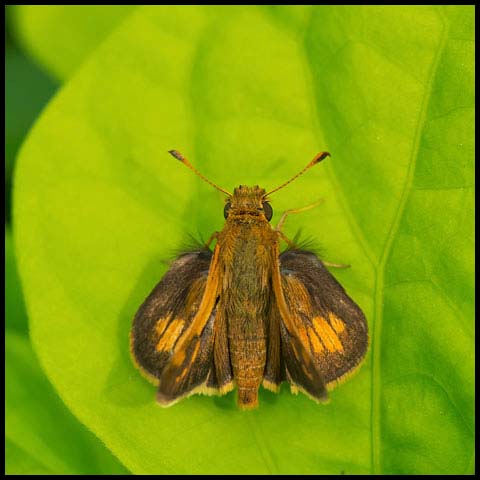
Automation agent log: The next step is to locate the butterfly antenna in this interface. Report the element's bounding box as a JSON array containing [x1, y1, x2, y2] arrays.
[[265, 152, 330, 196], [169, 150, 232, 196]]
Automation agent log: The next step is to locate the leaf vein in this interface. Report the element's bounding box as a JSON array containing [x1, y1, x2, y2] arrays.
[[370, 13, 450, 475]]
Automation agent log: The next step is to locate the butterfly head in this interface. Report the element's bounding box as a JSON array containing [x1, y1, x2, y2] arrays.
[[223, 185, 272, 221]]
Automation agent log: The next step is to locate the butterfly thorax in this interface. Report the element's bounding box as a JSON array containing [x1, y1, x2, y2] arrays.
[[216, 191, 279, 409]]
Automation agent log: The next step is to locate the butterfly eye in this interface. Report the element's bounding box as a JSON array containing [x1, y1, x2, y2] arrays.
[[223, 202, 231, 219], [263, 202, 273, 221]]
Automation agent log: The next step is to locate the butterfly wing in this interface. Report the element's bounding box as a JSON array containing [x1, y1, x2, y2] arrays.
[[268, 248, 368, 401], [130, 247, 232, 405]]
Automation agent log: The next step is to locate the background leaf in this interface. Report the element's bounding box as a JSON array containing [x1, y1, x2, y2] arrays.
[[5, 230, 130, 474], [13, 5, 474, 474], [5, 331, 129, 475], [5, 16, 58, 224], [6, 9, 132, 472], [5, 230, 28, 333]]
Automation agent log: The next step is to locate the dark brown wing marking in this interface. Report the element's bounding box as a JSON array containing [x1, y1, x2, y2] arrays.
[[262, 299, 285, 392], [207, 305, 234, 394]]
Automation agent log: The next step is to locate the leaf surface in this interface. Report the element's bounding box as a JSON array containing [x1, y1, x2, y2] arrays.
[[5, 230, 129, 474]]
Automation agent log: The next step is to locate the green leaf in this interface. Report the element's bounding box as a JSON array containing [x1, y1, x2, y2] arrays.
[[6, 230, 29, 333], [5, 439, 54, 475], [6, 229, 129, 474], [10, 5, 137, 80], [14, 5, 474, 474], [5, 330, 130, 474], [5, 35, 58, 175], [5, 32, 58, 223]]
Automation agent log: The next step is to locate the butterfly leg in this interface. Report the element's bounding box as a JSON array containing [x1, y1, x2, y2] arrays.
[[276, 230, 295, 248], [322, 260, 351, 269], [275, 199, 324, 232], [204, 232, 219, 249], [275, 201, 350, 268], [275, 200, 324, 247]]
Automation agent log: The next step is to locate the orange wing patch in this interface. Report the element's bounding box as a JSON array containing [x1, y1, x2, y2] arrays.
[[329, 312, 345, 334], [312, 316, 344, 353], [175, 342, 200, 383], [174, 341, 202, 384], [156, 318, 184, 352], [155, 316, 170, 337], [178, 340, 202, 380], [307, 326, 325, 354]]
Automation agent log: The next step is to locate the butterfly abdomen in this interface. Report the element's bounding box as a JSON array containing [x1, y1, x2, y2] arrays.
[[229, 335, 266, 409], [219, 223, 276, 409]]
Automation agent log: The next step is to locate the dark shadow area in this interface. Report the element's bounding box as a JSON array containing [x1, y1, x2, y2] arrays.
[[5, 9, 58, 225]]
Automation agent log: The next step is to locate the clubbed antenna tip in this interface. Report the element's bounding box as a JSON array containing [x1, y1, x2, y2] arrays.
[[313, 151, 330, 164], [168, 150, 184, 161]]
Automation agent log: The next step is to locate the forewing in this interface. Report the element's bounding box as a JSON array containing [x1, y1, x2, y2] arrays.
[[279, 249, 368, 389], [156, 243, 227, 405], [130, 249, 214, 391]]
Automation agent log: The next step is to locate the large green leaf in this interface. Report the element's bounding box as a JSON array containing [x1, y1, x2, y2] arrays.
[[14, 5, 474, 474], [5, 332, 129, 474], [6, 229, 129, 474]]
